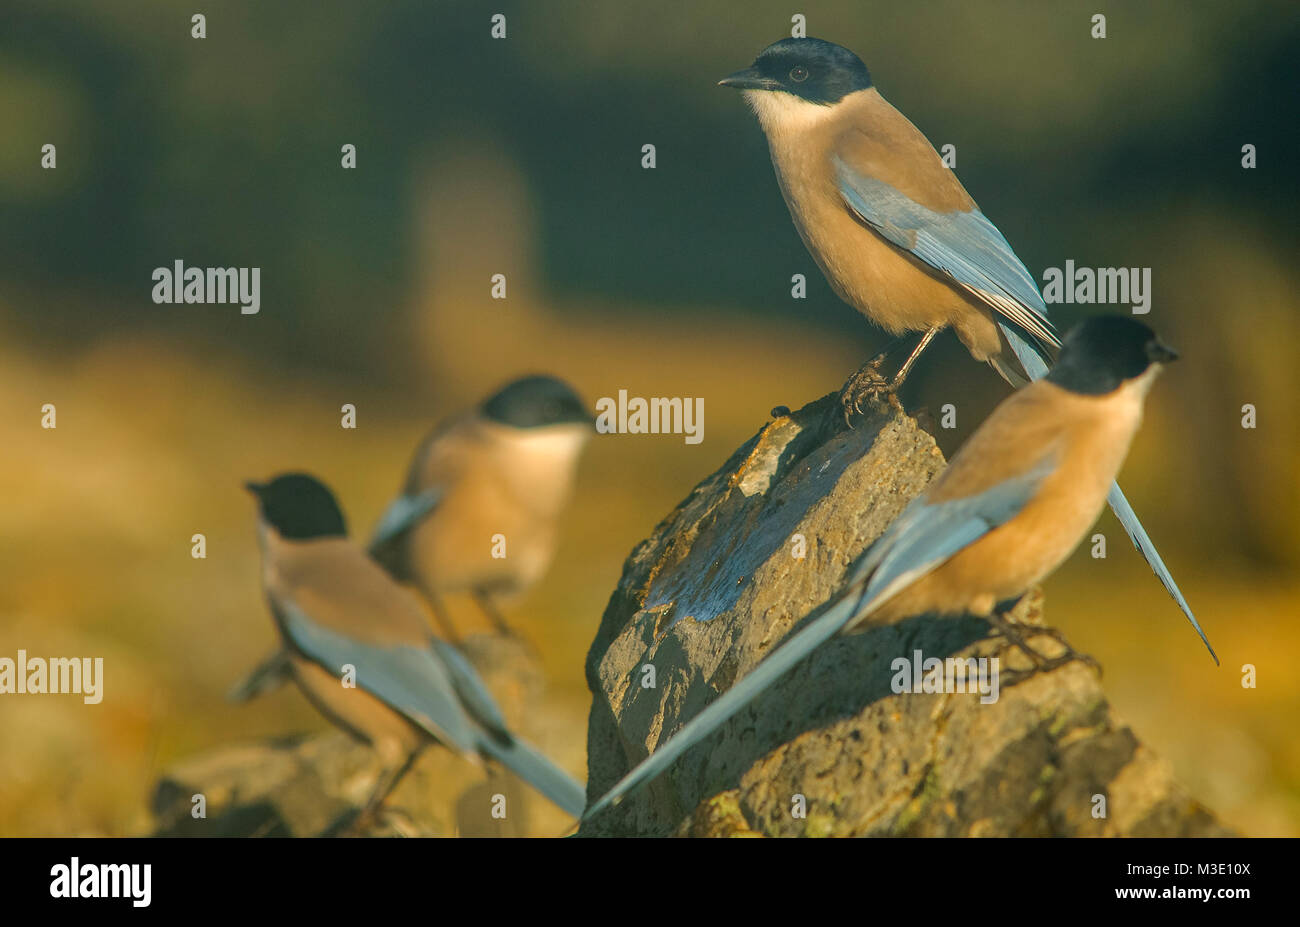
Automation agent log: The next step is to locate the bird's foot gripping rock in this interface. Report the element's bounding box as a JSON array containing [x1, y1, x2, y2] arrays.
[[983, 611, 1101, 686], [838, 359, 901, 424]]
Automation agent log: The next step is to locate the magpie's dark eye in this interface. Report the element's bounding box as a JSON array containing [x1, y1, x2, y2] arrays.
[[790, 66, 809, 82]]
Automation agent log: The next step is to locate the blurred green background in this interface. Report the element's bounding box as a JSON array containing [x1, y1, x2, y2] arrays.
[[0, 0, 1296, 836]]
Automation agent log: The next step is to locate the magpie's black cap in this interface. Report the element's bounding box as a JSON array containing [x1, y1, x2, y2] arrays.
[[481, 375, 592, 429], [245, 473, 348, 540], [1046, 316, 1179, 396], [719, 37, 872, 105]]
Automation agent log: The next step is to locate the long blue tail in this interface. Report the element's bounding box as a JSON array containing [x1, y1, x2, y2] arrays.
[[583, 591, 864, 822], [1000, 323, 1217, 664], [1105, 484, 1218, 663], [479, 734, 588, 819]]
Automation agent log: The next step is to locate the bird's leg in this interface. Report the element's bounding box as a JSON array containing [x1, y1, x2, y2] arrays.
[[838, 330, 937, 423], [423, 589, 462, 644], [983, 609, 1100, 686], [888, 326, 941, 390], [344, 749, 423, 837], [867, 333, 912, 366], [473, 591, 543, 661], [473, 590, 514, 637], [226, 647, 292, 703]]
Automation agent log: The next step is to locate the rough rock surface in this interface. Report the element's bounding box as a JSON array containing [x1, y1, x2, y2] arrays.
[[152, 634, 582, 837], [581, 393, 1229, 837]]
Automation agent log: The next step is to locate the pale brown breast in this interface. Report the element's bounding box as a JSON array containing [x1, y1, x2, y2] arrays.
[[405, 420, 586, 596]]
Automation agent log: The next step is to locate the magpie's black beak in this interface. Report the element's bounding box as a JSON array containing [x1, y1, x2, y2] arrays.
[[1146, 339, 1180, 364], [243, 480, 266, 497], [718, 66, 778, 90]]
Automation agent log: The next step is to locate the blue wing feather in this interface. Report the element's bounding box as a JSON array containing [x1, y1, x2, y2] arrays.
[[430, 638, 512, 739], [833, 157, 1059, 353], [281, 602, 480, 752]]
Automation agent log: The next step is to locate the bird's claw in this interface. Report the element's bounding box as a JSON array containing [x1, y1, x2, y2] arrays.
[[838, 360, 898, 425], [984, 612, 1100, 686]]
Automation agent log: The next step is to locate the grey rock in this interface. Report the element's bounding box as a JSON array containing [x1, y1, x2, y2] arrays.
[[581, 393, 1229, 837]]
